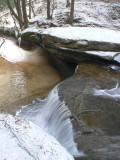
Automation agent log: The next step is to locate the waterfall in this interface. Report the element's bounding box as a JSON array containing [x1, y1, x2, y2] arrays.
[[16, 85, 83, 157]]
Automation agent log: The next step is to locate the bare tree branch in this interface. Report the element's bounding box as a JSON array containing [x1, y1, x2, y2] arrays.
[[6, 0, 19, 22], [0, 39, 5, 48]]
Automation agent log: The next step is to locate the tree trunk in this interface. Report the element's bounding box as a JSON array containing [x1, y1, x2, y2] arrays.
[[69, 0, 75, 24], [66, 0, 70, 7], [29, 0, 32, 19], [15, 0, 23, 28], [47, 0, 51, 19], [21, 0, 29, 29]]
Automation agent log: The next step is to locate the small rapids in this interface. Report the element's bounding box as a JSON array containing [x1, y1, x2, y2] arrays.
[[17, 85, 83, 157], [94, 83, 120, 99]]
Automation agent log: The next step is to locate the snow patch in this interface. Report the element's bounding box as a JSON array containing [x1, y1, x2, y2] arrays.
[[0, 38, 43, 64]]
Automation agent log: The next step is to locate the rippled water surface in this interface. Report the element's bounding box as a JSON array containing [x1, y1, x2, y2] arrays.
[[0, 36, 61, 114]]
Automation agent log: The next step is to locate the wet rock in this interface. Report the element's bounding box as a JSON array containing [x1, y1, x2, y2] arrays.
[[0, 113, 74, 160], [21, 28, 43, 45], [58, 63, 120, 160]]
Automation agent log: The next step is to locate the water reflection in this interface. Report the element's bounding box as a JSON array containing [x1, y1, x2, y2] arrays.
[[10, 67, 27, 98], [0, 36, 61, 114]]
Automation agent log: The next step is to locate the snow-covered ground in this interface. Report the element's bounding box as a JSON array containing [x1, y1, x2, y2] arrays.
[[32, 0, 120, 30], [1, 0, 120, 31], [0, 113, 74, 160]]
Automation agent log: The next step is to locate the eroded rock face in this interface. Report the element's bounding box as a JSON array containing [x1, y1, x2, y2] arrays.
[[0, 114, 74, 160], [21, 27, 120, 77], [58, 63, 120, 160]]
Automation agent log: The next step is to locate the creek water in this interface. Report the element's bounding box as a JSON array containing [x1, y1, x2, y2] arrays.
[[0, 36, 81, 157], [0, 36, 61, 114]]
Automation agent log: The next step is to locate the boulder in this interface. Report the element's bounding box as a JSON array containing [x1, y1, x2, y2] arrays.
[[0, 113, 74, 160], [58, 63, 120, 160]]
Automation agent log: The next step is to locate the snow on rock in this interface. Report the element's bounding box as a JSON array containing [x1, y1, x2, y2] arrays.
[[21, 26, 120, 64], [21, 27, 42, 35], [0, 113, 74, 160], [84, 51, 120, 63], [41, 27, 120, 64], [42, 27, 120, 44]]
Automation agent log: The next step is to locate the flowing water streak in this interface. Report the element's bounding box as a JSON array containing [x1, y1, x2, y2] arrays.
[[17, 85, 83, 157], [94, 83, 120, 98]]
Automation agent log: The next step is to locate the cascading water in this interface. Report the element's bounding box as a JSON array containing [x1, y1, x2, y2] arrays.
[[17, 85, 83, 157]]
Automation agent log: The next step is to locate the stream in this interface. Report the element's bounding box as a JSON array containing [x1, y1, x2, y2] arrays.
[[0, 36, 61, 114]]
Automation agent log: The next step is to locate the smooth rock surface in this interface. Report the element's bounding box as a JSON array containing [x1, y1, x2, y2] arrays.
[[58, 63, 120, 160], [0, 113, 74, 160]]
